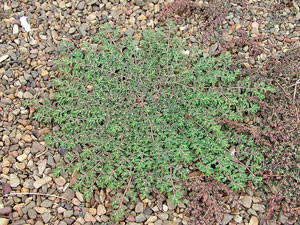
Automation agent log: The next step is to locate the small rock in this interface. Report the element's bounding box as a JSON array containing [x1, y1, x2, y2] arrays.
[[222, 32, 233, 42], [240, 195, 252, 208], [135, 202, 144, 213], [64, 189, 75, 200], [0, 207, 12, 214], [97, 204, 106, 215], [89, 208, 96, 216], [84, 212, 96, 223], [136, 214, 147, 223], [144, 207, 152, 215], [252, 22, 259, 35], [42, 212, 52, 223], [23, 179, 34, 189], [157, 213, 168, 220], [99, 190, 105, 203], [163, 204, 168, 212], [0, 55, 9, 63], [138, 14, 147, 20], [10, 174, 20, 187], [145, 216, 157, 224], [23, 91, 34, 99], [34, 207, 50, 214], [0, 218, 9, 225], [87, 13, 97, 22], [22, 134, 32, 142], [135, 0, 145, 6], [37, 159, 47, 175], [17, 153, 27, 162], [234, 215, 242, 223], [33, 176, 52, 189], [64, 210, 73, 218], [54, 177, 66, 187], [252, 204, 265, 212], [31, 142, 46, 153], [77, 1, 85, 10], [222, 214, 233, 225], [249, 216, 259, 225], [32, 128, 50, 138], [28, 208, 37, 219], [13, 25, 19, 35], [40, 200, 52, 208]]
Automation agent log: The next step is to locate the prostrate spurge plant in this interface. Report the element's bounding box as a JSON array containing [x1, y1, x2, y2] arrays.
[[34, 24, 272, 219]]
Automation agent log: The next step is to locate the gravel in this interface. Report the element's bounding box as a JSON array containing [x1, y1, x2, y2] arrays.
[[1, 0, 299, 224]]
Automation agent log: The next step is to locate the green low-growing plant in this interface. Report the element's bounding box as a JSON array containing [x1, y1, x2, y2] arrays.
[[33, 24, 273, 219]]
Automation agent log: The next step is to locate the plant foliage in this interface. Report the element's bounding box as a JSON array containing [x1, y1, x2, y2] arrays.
[[34, 24, 271, 210]]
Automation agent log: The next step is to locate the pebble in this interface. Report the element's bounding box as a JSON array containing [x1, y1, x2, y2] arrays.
[[97, 204, 106, 215], [84, 212, 96, 223], [240, 195, 252, 208], [145, 216, 157, 224], [0, 207, 12, 214], [252, 204, 265, 212], [0, 218, 9, 225], [23, 91, 34, 99], [33, 176, 52, 189], [13, 25, 19, 35], [42, 212, 52, 223], [135, 202, 144, 213], [222, 214, 233, 224], [249, 216, 259, 225], [157, 213, 168, 220], [54, 177, 66, 187], [17, 153, 27, 162], [77, 1, 85, 10], [136, 214, 147, 223], [10, 174, 20, 187], [234, 215, 243, 223], [40, 200, 52, 208], [0, 55, 9, 63]]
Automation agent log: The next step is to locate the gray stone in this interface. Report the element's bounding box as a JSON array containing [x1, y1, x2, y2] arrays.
[[22, 201, 35, 214], [252, 204, 265, 212], [135, 202, 144, 213], [64, 189, 75, 200], [10, 174, 20, 187], [234, 215, 243, 223], [23, 179, 34, 189], [31, 142, 45, 153], [0, 207, 12, 214], [143, 207, 152, 215], [157, 213, 168, 220], [33, 176, 52, 189], [23, 91, 34, 99], [87, 0, 98, 5], [240, 195, 252, 208], [135, 0, 145, 6], [97, 204, 106, 215], [41, 200, 53, 208], [0, 54, 9, 63], [63, 210, 73, 218], [77, 1, 85, 10], [28, 208, 37, 219], [135, 214, 147, 223], [42, 212, 52, 223], [222, 214, 233, 225], [79, 23, 89, 36]]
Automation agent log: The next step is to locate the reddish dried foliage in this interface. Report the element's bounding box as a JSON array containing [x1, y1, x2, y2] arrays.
[[185, 174, 240, 225]]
